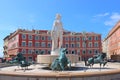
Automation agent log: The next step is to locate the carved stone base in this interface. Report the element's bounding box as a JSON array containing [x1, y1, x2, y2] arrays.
[[37, 54, 78, 64], [51, 48, 60, 55]]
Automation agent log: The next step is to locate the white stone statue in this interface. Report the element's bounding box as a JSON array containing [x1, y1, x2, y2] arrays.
[[51, 14, 64, 55]]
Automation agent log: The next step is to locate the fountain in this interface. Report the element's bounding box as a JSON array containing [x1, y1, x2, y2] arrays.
[[37, 14, 78, 65]]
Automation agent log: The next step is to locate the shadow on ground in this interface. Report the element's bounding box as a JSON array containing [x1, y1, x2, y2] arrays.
[[40, 66, 115, 71]]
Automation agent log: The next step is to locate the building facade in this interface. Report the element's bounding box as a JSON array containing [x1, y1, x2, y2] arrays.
[[3, 36, 9, 59], [103, 21, 120, 60], [102, 39, 109, 58], [3, 29, 102, 62]]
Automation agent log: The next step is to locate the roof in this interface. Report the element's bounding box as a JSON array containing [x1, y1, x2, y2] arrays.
[[105, 20, 120, 40]]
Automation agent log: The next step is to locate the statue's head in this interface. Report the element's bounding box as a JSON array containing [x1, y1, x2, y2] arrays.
[[101, 53, 106, 59], [56, 13, 61, 20], [60, 48, 67, 54]]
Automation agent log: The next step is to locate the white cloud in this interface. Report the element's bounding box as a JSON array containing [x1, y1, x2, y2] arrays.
[[104, 13, 120, 26], [92, 12, 110, 23], [94, 12, 109, 17]]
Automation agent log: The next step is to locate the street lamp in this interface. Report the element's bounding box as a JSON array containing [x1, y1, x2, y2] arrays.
[[82, 31, 87, 66], [32, 49, 35, 62]]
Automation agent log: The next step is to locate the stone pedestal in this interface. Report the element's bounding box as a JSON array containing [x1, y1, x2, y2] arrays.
[[51, 49, 60, 55], [37, 54, 78, 64]]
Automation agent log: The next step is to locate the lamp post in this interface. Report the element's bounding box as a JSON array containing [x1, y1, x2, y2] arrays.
[[82, 31, 87, 66], [32, 49, 35, 62]]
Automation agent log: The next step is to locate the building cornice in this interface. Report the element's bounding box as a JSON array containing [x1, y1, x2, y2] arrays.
[[105, 20, 120, 40]]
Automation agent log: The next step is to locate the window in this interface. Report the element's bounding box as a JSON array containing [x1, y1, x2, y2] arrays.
[[47, 43, 51, 48], [82, 37, 86, 41], [11, 43, 17, 49], [71, 43, 75, 48], [41, 36, 45, 40], [41, 42, 46, 47], [76, 37, 80, 41], [21, 49, 26, 54], [82, 42, 86, 48], [28, 49, 32, 54], [88, 36, 92, 41], [88, 42, 92, 47], [94, 50, 99, 54], [28, 35, 32, 40], [35, 30, 39, 34], [71, 50, 75, 54], [22, 34, 26, 39], [35, 36, 39, 40], [28, 57, 32, 62], [35, 42, 39, 47], [72, 37, 74, 41], [11, 37, 16, 41], [94, 36, 99, 40], [35, 49, 40, 54], [65, 37, 69, 41], [28, 41, 32, 47], [48, 50, 51, 54], [66, 51, 68, 54], [70, 37, 74, 41], [22, 41, 26, 47], [14, 37, 16, 40], [47, 36, 51, 41], [88, 50, 92, 54], [41, 50, 45, 54], [82, 50, 86, 54], [94, 42, 99, 47], [65, 44, 69, 48], [77, 50, 80, 55], [76, 43, 80, 48]]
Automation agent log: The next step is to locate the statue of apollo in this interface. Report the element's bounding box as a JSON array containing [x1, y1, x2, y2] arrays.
[[51, 14, 64, 55]]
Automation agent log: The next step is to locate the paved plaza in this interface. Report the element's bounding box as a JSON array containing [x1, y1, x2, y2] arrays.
[[0, 62, 120, 73]]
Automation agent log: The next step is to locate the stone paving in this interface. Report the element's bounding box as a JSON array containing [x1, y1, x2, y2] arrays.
[[0, 62, 120, 73]]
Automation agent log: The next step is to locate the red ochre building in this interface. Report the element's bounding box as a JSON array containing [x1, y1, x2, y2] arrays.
[[103, 21, 120, 61], [3, 29, 102, 62]]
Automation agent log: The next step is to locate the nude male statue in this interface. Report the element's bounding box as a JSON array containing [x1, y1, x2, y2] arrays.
[[51, 14, 64, 55]]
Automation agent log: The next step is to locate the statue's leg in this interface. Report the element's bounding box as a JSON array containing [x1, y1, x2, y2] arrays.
[[59, 34, 63, 49], [54, 36, 58, 50], [91, 59, 94, 68], [51, 39, 54, 51], [100, 63, 102, 71], [103, 61, 107, 67], [24, 67, 26, 72], [92, 63, 94, 68], [59, 62, 64, 71]]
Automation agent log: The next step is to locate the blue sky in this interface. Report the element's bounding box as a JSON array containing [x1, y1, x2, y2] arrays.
[[0, 0, 120, 57]]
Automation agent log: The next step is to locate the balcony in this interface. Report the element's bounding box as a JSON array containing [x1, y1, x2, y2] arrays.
[[3, 45, 8, 49]]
